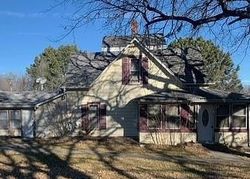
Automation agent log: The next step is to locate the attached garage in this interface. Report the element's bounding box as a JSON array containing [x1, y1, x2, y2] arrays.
[[0, 91, 65, 138]]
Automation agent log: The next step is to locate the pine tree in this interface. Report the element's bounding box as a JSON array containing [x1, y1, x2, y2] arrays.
[[169, 37, 243, 92], [27, 45, 79, 91]]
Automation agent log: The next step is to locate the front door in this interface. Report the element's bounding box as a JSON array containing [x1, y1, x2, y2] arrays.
[[198, 105, 214, 143]]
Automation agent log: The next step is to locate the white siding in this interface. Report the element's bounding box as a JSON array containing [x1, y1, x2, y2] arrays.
[[22, 110, 34, 138]]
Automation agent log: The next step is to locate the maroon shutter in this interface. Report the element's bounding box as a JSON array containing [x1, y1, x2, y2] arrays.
[[99, 103, 106, 130], [122, 57, 131, 85], [139, 104, 148, 132], [180, 104, 191, 128], [141, 57, 149, 85], [81, 104, 88, 131]]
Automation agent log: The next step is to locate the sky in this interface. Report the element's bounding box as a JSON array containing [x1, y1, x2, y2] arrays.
[[0, 0, 249, 85]]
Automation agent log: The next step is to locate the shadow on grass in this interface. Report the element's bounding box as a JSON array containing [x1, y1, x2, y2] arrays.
[[202, 143, 250, 158], [143, 143, 239, 179], [89, 137, 138, 179], [0, 137, 90, 178], [0, 136, 247, 178]]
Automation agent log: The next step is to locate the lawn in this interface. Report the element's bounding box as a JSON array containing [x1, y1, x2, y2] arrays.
[[0, 137, 249, 178]]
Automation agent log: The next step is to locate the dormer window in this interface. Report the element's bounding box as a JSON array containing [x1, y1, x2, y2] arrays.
[[122, 56, 148, 85]]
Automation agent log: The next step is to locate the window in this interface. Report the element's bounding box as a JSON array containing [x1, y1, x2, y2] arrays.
[[122, 57, 148, 85], [0, 111, 8, 129], [147, 104, 162, 128], [10, 110, 21, 129], [130, 58, 140, 82], [88, 104, 99, 130], [82, 103, 107, 132], [165, 105, 180, 129], [216, 105, 230, 128], [231, 104, 246, 128]]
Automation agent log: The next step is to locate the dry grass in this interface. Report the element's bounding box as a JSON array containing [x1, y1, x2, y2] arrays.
[[0, 137, 249, 178]]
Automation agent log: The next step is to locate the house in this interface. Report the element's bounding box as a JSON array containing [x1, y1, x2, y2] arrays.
[[0, 34, 249, 146], [65, 34, 250, 146]]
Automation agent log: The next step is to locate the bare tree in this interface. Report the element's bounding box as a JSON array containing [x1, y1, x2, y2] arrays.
[[0, 73, 31, 92], [57, 0, 250, 49]]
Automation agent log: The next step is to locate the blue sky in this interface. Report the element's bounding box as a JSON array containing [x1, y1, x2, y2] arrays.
[[0, 0, 249, 84]]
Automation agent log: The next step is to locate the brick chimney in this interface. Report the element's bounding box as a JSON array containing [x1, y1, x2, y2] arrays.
[[131, 20, 139, 36]]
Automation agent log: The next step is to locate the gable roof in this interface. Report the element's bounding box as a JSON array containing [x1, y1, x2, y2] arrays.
[[65, 52, 114, 89], [154, 48, 207, 84], [0, 90, 64, 109], [65, 36, 207, 89]]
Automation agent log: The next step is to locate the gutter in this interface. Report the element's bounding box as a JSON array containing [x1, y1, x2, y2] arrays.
[[33, 91, 65, 111]]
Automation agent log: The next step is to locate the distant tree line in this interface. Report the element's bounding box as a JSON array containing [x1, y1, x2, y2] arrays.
[[0, 73, 31, 92]]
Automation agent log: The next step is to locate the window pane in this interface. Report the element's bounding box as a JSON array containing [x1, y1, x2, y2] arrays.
[[13, 110, 21, 119], [165, 105, 178, 117], [148, 105, 161, 128], [130, 58, 140, 82], [165, 105, 180, 129], [168, 116, 180, 128], [232, 105, 246, 116], [0, 111, 7, 120], [217, 105, 229, 116], [131, 58, 140, 71], [180, 105, 195, 129], [0, 111, 8, 129], [231, 116, 246, 128], [0, 120, 8, 129], [12, 119, 21, 129], [88, 105, 99, 129], [216, 116, 229, 128]]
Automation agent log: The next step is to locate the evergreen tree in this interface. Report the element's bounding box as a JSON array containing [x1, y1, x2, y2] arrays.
[[169, 37, 243, 92], [27, 45, 79, 91]]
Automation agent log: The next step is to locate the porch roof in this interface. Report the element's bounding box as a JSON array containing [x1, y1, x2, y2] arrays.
[[139, 88, 250, 104]]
